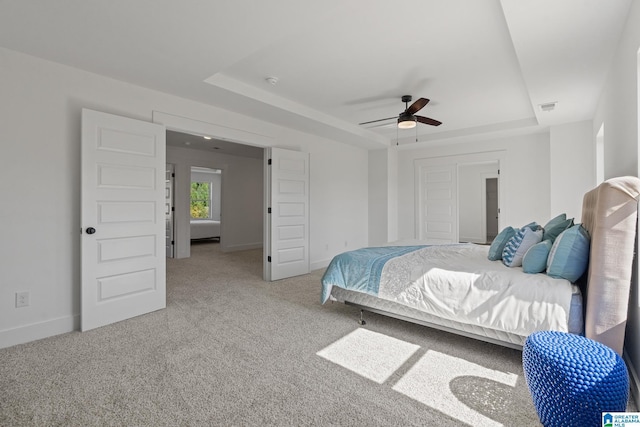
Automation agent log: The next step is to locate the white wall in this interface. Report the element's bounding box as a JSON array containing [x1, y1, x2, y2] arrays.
[[368, 147, 399, 246], [593, 0, 640, 404], [549, 120, 595, 220], [0, 47, 369, 348], [594, 4, 640, 180], [368, 149, 388, 246], [174, 150, 262, 256], [387, 147, 399, 243], [397, 132, 551, 240], [309, 138, 369, 270]]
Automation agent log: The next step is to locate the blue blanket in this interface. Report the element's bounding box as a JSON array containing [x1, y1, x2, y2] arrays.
[[321, 246, 426, 303]]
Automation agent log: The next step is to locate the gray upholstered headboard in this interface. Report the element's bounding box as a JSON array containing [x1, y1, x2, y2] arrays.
[[581, 176, 640, 355]]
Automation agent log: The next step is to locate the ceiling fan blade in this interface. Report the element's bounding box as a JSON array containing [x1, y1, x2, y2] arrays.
[[406, 98, 430, 115], [416, 115, 442, 126], [358, 116, 397, 125], [365, 122, 397, 130]]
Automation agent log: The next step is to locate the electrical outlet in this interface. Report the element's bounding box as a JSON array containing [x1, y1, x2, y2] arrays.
[[15, 291, 29, 308]]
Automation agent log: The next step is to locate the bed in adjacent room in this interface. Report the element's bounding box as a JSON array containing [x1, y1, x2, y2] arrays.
[[322, 176, 640, 353], [190, 219, 221, 240]]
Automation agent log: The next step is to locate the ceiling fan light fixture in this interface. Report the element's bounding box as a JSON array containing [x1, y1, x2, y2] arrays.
[[398, 113, 417, 129], [359, 95, 441, 129]]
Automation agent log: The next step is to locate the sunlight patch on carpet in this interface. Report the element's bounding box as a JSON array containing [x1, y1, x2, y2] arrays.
[[316, 328, 420, 384], [392, 350, 518, 427]]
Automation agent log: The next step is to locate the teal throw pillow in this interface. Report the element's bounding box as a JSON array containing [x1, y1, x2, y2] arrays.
[[543, 218, 574, 242], [521, 221, 540, 231], [546, 224, 590, 282], [543, 213, 567, 230], [488, 227, 517, 261], [522, 240, 553, 274], [502, 226, 544, 267]]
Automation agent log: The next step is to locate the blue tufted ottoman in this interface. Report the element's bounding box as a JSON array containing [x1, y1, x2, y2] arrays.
[[522, 331, 629, 427]]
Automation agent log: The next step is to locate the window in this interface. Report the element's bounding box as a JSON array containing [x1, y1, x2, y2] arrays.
[[190, 181, 211, 219]]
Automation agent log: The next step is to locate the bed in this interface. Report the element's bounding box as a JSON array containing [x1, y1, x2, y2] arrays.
[[190, 219, 221, 240], [322, 176, 640, 353]]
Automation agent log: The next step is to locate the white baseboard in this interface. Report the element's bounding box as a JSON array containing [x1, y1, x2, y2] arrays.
[[624, 350, 640, 408], [311, 258, 331, 271], [0, 314, 79, 349], [222, 242, 263, 252]]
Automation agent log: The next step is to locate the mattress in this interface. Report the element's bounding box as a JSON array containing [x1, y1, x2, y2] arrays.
[[323, 243, 583, 348]]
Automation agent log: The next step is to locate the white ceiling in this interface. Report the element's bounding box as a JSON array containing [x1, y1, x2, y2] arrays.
[[167, 130, 264, 159], [0, 0, 632, 149]]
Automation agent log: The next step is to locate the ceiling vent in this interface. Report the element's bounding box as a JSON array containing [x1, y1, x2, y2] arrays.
[[539, 101, 557, 112]]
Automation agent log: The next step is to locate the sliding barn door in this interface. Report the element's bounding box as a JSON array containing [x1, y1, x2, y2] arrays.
[[81, 109, 166, 331], [264, 147, 310, 281], [415, 162, 458, 243]]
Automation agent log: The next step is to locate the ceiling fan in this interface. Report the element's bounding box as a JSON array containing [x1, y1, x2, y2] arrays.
[[359, 95, 442, 129]]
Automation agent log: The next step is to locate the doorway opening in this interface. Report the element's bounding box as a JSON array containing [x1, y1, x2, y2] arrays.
[[485, 177, 499, 243], [165, 129, 264, 260], [155, 111, 310, 281], [457, 161, 500, 244], [189, 166, 222, 243]]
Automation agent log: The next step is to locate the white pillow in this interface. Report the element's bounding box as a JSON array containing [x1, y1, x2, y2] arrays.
[[502, 227, 544, 267]]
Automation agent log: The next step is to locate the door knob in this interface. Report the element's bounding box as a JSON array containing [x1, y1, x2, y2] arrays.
[[86, 227, 96, 235]]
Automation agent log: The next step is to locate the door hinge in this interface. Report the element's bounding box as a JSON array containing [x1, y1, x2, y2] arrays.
[[268, 159, 272, 165], [498, 169, 500, 175], [268, 207, 271, 214], [498, 208, 501, 214], [171, 207, 175, 212], [171, 240, 175, 245], [267, 256, 272, 262], [172, 173, 175, 177]]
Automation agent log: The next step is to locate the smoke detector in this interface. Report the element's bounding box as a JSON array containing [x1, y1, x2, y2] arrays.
[[265, 76, 279, 86]]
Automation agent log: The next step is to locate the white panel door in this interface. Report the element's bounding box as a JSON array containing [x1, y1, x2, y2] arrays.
[[265, 147, 310, 281], [81, 109, 166, 331], [416, 163, 458, 243]]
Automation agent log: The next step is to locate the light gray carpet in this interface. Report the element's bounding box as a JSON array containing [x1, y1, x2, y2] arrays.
[[1, 242, 543, 426]]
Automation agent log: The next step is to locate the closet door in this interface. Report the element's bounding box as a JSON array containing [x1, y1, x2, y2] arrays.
[[415, 162, 458, 243]]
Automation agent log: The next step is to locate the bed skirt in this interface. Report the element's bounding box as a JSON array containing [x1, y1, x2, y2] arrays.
[[329, 286, 583, 349]]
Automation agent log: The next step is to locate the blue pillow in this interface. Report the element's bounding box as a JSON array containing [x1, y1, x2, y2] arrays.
[[488, 227, 517, 261], [543, 218, 574, 242], [521, 221, 540, 231], [502, 226, 543, 267], [522, 240, 553, 274], [546, 224, 590, 282], [543, 213, 566, 230]]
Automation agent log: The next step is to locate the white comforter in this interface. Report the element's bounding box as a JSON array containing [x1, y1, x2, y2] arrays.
[[378, 244, 575, 336]]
